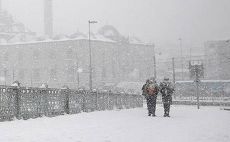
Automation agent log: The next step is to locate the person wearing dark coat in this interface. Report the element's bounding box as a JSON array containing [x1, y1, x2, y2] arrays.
[[143, 78, 159, 117], [159, 77, 175, 117], [142, 79, 150, 98]]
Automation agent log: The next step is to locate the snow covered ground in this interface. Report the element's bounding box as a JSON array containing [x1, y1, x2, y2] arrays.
[[0, 105, 230, 142]]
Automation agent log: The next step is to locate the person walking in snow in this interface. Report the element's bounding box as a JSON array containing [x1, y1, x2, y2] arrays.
[[145, 77, 159, 117], [159, 77, 175, 117], [142, 79, 150, 98]]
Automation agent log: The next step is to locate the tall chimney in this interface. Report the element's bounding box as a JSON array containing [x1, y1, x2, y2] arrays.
[[0, 0, 2, 12], [44, 0, 53, 37]]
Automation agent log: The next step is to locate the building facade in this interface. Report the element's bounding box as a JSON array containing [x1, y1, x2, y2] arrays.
[[205, 40, 230, 80], [0, 39, 154, 89]]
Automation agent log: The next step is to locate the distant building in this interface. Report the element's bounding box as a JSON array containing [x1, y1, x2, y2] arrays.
[[0, 4, 35, 43], [0, 38, 154, 89], [205, 40, 230, 80], [0, 0, 155, 89]]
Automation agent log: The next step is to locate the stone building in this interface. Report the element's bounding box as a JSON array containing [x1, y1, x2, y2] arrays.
[[0, 38, 154, 89]]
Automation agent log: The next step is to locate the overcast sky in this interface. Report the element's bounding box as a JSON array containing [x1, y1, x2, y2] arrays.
[[2, 0, 230, 55]]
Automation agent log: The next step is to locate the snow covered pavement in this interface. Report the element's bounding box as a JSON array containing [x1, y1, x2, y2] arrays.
[[0, 105, 230, 142]]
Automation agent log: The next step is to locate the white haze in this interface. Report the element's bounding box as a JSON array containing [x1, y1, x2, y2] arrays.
[[2, 0, 230, 55]]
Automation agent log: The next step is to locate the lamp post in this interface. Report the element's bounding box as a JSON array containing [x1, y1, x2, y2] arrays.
[[12, 63, 17, 82], [4, 68, 7, 86], [77, 68, 83, 89], [88, 20, 97, 90], [153, 44, 157, 79], [179, 38, 184, 80]]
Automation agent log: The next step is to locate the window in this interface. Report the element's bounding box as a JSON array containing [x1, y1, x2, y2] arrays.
[[66, 48, 73, 59], [33, 69, 40, 82], [50, 68, 57, 81], [66, 66, 74, 82]]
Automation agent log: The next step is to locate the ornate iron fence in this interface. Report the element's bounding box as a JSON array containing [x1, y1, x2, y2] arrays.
[[0, 86, 143, 122]]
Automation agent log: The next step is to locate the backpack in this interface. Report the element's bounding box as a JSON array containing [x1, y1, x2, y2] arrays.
[[160, 82, 174, 95], [147, 83, 157, 95]]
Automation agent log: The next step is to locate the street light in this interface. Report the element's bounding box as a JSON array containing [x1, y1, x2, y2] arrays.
[[179, 38, 184, 80], [4, 68, 7, 86], [153, 44, 157, 79], [77, 67, 83, 89], [88, 20, 97, 90]]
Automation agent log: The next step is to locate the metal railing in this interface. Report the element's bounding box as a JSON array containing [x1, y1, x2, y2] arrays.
[[0, 86, 143, 122]]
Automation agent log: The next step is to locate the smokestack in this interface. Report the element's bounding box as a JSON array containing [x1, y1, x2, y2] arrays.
[[0, 0, 2, 11], [44, 0, 53, 37]]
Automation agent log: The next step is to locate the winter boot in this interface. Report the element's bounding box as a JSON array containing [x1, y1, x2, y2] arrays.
[[164, 113, 170, 117]]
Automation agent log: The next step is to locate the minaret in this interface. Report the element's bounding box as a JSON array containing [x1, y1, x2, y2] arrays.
[[44, 0, 53, 37], [0, 0, 2, 12]]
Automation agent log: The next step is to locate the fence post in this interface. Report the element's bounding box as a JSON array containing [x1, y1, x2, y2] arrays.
[[41, 89, 48, 116], [13, 87, 21, 120], [96, 91, 98, 111], [82, 90, 86, 112], [107, 91, 110, 110], [63, 88, 70, 114], [172, 57, 176, 83], [195, 65, 200, 109]]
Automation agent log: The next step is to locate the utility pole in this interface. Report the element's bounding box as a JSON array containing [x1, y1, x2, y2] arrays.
[[195, 65, 200, 109], [88, 20, 97, 90], [4, 68, 7, 86], [179, 38, 184, 80], [30, 69, 33, 87], [172, 58, 175, 83], [153, 44, 157, 79], [12, 67, 15, 82], [190, 60, 203, 109]]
